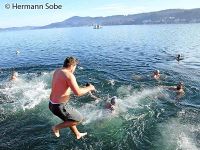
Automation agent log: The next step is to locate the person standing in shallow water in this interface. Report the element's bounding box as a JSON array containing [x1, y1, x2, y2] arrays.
[[49, 57, 96, 139]]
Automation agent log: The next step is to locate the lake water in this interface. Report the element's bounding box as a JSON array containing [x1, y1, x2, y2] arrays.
[[0, 24, 200, 150]]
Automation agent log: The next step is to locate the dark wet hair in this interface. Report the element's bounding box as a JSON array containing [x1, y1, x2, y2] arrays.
[[177, 54, 181, 60], [111, 96, 117, 105], [177, 82, 184, 90], [177, 85, 181, 90], [85, 83, 90, 87], [63, 57, 79, 68], [154, 70, 160, 75]]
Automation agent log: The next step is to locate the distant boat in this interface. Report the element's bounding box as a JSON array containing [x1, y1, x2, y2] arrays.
[[93, 24, 102, 29]]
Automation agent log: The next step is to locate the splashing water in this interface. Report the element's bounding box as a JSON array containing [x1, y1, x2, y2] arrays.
[[0, 72, 51, 118]]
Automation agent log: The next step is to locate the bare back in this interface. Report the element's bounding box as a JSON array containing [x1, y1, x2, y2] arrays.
[[50, 68, 71, 103]]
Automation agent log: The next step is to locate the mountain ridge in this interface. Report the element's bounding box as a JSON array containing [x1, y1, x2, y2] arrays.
[[1, 8, 200, 31]]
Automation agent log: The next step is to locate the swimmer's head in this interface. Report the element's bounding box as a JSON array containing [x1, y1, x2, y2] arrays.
[[111, 96, 117, 105], [177, 54, 182, 60], [10, 71, 18, 81], [177, 82, 184, 90], [154, 70, 160, 75], [12, 71, 18, 77], [14, 72, 18, 77]]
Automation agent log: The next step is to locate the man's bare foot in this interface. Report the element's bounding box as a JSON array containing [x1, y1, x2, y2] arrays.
[[76, 132, 87, 139], [52, 126, 60, 137]]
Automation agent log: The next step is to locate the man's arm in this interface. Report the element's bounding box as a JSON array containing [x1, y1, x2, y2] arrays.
[[67, 73, 95, 97], [88, 92, 99, 99]]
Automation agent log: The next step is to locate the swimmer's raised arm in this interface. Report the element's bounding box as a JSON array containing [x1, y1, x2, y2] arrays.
[[160, 85, 177, 91], [160, 85, 175, 88]]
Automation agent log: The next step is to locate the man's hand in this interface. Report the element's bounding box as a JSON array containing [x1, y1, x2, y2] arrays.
[[89, 84, 96, 92]]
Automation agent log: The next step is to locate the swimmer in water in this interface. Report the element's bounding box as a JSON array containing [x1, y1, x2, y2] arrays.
[[162, 82, 185, 96], [176, 54, 184, 62], [105, 96, 117, 112], [10, 71, 18, 81], [152, 70, 160, 80]]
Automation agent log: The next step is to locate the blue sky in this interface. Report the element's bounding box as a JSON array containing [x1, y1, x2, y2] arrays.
[[1, 0, 200, 28]]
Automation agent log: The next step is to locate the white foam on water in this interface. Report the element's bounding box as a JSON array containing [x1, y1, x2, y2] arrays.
[[0, 72, 51, 113], [177, 132, 198, 150], [107, 79, 115, 86], [78, 66, 84, 70], [22, 81, 50, 110], [79, 101, 116, 125], [132, 74, 143, 81], [157, 118, 199, 150], [79, 86, 162, 124], [116, 85, 132, 96], [117, 86, 162, 111]]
